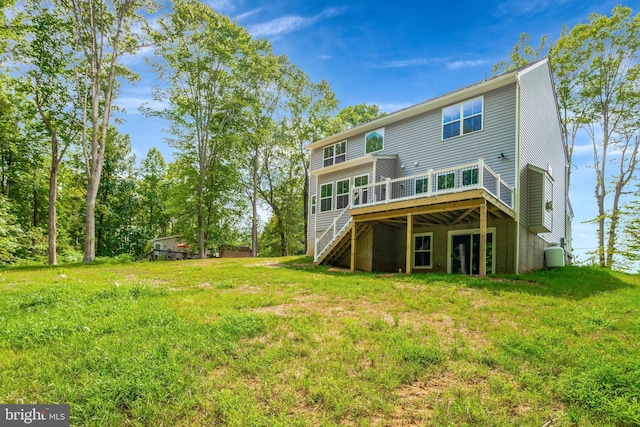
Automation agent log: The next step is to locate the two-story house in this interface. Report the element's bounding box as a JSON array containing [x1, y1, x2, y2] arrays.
[[307, 58, 572, 275]]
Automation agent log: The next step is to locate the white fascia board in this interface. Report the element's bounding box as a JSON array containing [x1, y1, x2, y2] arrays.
[[515, 57, 549, 78], [311, 155, 397, 176]]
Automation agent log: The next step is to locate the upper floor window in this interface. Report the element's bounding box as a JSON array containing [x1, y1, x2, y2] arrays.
[[442, 97, 483, 139], [365, 128, 384, 154], [323, 141, 346, 167], [311, 195, 317, 215]]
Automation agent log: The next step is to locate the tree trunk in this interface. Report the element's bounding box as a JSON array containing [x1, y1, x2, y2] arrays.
[[276, 215, 287, 256], [197, 180, 206, 259], [48, 159, 58, 265], [606, 194, 621, 268], [31, 187, 38, 257], [251, 149, 259, 257], [596, 181, 606, 267], [83, 178, 98, 263]]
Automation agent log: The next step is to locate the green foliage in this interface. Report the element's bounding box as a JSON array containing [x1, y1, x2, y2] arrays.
[[492, 33, 549, 75], [0, 195, 22, 263], [147, 0, 260, 256], [95, 129, 145, 257], [335, 103, 386, 130], [138, 148, 170, 240]]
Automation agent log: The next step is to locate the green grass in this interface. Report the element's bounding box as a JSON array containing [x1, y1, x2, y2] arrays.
[[1, 258, 639, 426]]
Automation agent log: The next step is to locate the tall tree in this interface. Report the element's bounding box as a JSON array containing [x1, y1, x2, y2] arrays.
[[148, 0, 265, 258], [68, 0, 153, 262], [239, 53, 288, 257], [95, 128, 141, 256], [285, 75, 340, 253], [139, 147, 170, 239], [0, 74, 48, 260], [568, 7, 640, 267], [13, 2, 78, 265]]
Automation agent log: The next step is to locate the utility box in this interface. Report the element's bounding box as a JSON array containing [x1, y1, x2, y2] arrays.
[[544, 245, 565, 268]]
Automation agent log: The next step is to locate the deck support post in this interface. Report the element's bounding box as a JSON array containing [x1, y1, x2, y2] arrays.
[[406, 213, 413, 274], [350, 224, 356, 272], [479, 203, 487, 277]]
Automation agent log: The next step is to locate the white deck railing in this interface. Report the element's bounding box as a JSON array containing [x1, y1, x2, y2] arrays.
[[314, 159, 514, 263], [351, 159, 513, 209], [314, 206, 352, 262]]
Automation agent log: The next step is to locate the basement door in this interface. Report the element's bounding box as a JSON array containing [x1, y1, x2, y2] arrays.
[[448, 229, 495, 275]]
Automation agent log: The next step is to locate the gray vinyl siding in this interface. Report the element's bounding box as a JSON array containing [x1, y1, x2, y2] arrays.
[[314, 164, 373, 233], [375, 158, 397, 182], [310, 85, 517, 187], [375, 85, 518, 186], [527, 167, 545, 229], [307, 174, 317, 244], [309, 134, 366, 172], [518, 62, 567, 248]]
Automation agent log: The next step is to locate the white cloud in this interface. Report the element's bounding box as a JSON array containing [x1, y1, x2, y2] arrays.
[[248, 8, 343, 38], [381, 58, 433, 68], [572, 144, 593, 156], [204, 0, 235, 14], [446, 59, 490, 70], [235, 8, 262, 21], [494, 0, 572, 17], [370, 57, 487, 70], [368, 57, 447, 69], [317, 54, 332, 60]]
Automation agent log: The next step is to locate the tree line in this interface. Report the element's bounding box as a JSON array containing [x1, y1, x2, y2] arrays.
[[0, 0, 382, 264]]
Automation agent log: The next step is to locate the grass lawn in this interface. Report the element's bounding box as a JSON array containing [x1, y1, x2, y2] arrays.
[[1, 257, 639, 426]]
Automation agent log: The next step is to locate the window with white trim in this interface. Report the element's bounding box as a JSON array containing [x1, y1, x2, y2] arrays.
[[442, 97, 483, 139], [323, 141, 346, 167], [336, 179, 349, 209], [437, 172, 455, 190], [320, 183, 332, 212], [415, 177, 428, 194], [365, 128, 384, 154], [413, 232, 433, 268], [311, 195, 316, 214], [462, 168, 478, 186]]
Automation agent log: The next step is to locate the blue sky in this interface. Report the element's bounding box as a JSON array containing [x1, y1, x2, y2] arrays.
[[117, 0, 638, 267]]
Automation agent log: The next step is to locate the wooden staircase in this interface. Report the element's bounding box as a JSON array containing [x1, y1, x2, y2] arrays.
[[318, 223, 373, 266]]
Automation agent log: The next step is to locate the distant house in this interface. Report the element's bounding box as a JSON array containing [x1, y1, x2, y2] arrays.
[[149, 237, 252, 260], [307, 59, 572, 275], [150, 236, 194, 260]]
